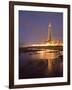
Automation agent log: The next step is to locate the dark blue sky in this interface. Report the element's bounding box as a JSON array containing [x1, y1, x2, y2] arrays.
[[19, 10, 63, 45]]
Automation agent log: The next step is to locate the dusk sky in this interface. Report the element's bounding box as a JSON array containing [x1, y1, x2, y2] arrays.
[[19, 10, 63, 45]]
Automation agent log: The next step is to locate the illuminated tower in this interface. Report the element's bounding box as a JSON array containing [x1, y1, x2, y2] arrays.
[[48, 23, 52, 42]]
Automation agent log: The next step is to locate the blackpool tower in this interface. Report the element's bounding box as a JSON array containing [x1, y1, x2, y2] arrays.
[[48, 22, 52, 42]]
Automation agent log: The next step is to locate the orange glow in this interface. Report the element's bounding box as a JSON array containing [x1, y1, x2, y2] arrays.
[[21, 41, 63, 48]]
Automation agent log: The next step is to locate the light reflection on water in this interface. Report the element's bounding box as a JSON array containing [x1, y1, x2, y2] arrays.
[[19, 49, 63, 79], [31, 49, 62, 59], [29, 49, 63, 73]]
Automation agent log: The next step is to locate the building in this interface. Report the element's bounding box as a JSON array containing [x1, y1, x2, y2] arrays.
[[48, 22, 52, 42], [47, 22, 63, 46]]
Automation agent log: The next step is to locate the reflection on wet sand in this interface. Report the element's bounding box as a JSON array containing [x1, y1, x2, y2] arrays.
[[19, 49, 63, 79]]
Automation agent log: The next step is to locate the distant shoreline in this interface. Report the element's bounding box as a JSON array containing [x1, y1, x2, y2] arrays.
[[19, 46, 63, 53]]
